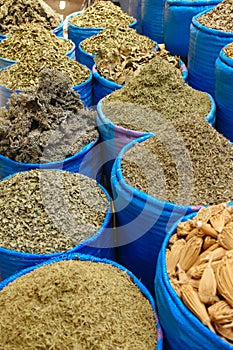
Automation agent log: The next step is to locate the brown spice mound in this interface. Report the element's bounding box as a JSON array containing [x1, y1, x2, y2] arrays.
[[121, 115, 233, 206], [105, 56, 211, 124], [0, 68, 98, 164], [0, 169, 109, 254], [0, 259, 157, 350], [198, 0, 233, 32]]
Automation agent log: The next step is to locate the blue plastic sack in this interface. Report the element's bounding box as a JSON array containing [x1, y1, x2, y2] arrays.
[[164, 0, 221, 58], [77, 41, 95, 69], [67, 11, 137, 59], [110, 134, 203, 297], [215, 45, 233, 142], [0, 252, 163, 350], [154, 212, 233, 350], [120, 0, 142, 33], [0, 175, 114, 281], [0, 137, 102, 181], [188, 8, 233, 97], [92, 65, 122, 105], [0, 67, 92, 108], [141, 0, 166, 43], [96, 99, 147, 189]]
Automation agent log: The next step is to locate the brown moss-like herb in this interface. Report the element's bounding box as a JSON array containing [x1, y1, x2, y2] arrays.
[[0, 68, 97, 164], [0, 0, 60, 35], [70, 0, 135, 28], [0, 169, 109, 254], [0, 259, 156, 350]]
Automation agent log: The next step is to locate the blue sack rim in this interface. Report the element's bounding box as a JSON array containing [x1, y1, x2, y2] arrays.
[[157, 209, 233, 349], [111, 134, 203, 213], [192, 8, 233, 37], [73, 68, 93, 89], [78, 40, 96, 59], [67, 11, 137, 31], [166, 0, 220, 7], [97, 98, 151, 137], [219, 45, 233, 68], [92, 64, 123, 89], [0, 177, 112, 259]]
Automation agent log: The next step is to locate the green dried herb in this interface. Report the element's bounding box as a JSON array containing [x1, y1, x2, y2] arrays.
[[0, 169, 109, 254], [0, 24, 72, 61], [105, 56, 211, 121], [0, 55, 90, 90], [0, 0, 60, 35], [70, 0, 135, 28]]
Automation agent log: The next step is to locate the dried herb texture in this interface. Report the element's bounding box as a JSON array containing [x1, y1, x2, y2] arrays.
[[70, 0, 135, 28], [0, 54, 89, 90], [0, 68, 97, 163], [224, 41, 233, 58], [121, 115, 233, 206], [0, 0, 60, 35], [0, 24, 72, 61], [198, 0, 233, 32], [0, 259, 156, 349], [166, 203, 233, 345], [105, 56, 211, 123], [0, 169, 109, 254]]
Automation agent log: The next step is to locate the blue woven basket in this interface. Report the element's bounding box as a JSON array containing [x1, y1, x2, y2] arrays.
[[0, 252, 163, 350]]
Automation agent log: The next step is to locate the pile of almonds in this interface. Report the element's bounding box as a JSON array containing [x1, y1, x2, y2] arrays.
[[166, 203, 233, 345]]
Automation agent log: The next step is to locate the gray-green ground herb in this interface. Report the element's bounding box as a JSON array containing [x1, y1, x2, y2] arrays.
[[0, 0, 60, 35], [69, 0, 135, 28], [104, 56, 211, 126], [0, 68, 98, 163], [121, 115, 233, 206], [198, 0, 233, 32], [0, 55, 90, 90], [0, 24, 72, 61], [0, 260, 156, 349], [0, 169, 109, 254]]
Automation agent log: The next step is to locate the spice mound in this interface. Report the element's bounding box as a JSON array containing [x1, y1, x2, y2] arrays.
[[104, 56, 211, 125], [69, 0, 135, 28], [0, 68, 97, 163], [0, 0, 61, 35], [0, 55, 90, 90], [198, 0, 233, 32], [0, 24, 72, 61], [0, 259, 156, 349], [166, 203, 233, 345], [0, 169, 109, 254], [121, 115, 233, 206]]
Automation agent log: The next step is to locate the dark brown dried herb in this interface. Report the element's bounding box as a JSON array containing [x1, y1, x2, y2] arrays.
[[0, 68, 98, 163]]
